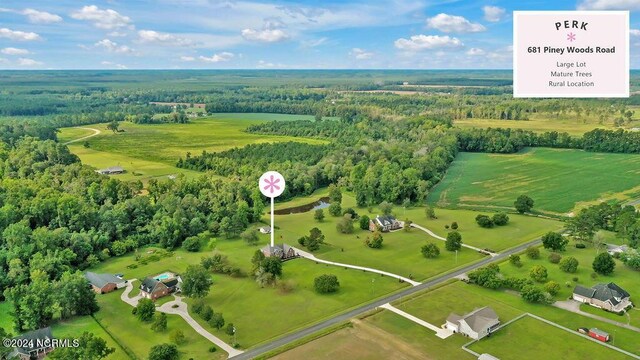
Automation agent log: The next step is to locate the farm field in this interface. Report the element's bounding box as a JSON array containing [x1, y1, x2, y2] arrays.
[[90, 237, 408, 349], [57, 113, 328, 182], [453, 113, 616, 136], [468, 315, 630, 360], [428, 148, 640, 214]]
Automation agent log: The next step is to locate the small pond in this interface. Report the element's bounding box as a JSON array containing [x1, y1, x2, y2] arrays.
[[274, 197, 331, 215]]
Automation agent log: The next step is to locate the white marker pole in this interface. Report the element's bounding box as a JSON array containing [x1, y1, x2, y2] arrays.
[[270, 197, 275, 247], [259, 171, 286, 249]]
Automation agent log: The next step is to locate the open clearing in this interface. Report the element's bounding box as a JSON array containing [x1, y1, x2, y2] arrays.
[[453, 113, 616, 136], [57, 113, 327, 182], [428, 148, 640, 214], [468, 315, 630, 360]]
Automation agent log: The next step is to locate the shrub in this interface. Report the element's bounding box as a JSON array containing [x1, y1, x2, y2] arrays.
[[425, 206, 437, 219], [359, 215, 370, 230], [365, 232, 384, 249], [208, 313, 225, 330], [475, 214, 494, 228], [529, 265, 548, 282], [526, 246, 540, 259], [544, 281, 561, 296], [451, 222, 459, 230], [548, 253, 562, 264], [342, 207, 358, 219], [592, 252, 615, 275], [492, 212, 509, 226], [200, 306, 214, 322], [314, 274, 340, 294], [336, 214, 354, 234], [559, 256, 579, 273], [209, 346, 217, 353], [314, 209, 325, 222], [521, 285, 546, 303], [575, 243, 586, 249], [572, 277, 579, 282], [328, 203, 342, 217], [182, 236, 202, 252], [509, 254, 522, 267], [421, 243, 440, 259], [170, 330, 186, 345]]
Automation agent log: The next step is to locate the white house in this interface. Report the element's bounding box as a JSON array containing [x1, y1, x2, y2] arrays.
[[259, 226, 271, 234], [445, 307, 500, 340]]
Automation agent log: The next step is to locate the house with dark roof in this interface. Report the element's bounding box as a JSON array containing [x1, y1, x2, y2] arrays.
[[96, 166, 125, 175], [573, 282, 632, 313], [369, 215, 402, 232], [10, 327, 55, 360], [140, 275, 181, 301], [444, 307, 500, 340], [84, 272, 127, 294], [261, 244, 297, 261]]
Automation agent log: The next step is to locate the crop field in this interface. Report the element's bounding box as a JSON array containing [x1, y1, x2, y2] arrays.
[[453, 115, 615, 136], [468, 315, 630, 360], [57, 113, 327, 182], [428, 148, 640, 215]]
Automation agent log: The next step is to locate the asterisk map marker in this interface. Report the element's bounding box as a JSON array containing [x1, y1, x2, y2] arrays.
[[567, 32, 576, 42], [263, 175, 281, 194]]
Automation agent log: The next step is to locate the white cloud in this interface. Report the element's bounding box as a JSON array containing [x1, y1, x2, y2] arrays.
[[241, 28, 289, 43], [137, 30, 193, 46], [300, 37, 328, 48], [17, 58, 42, 66], [70, 5, 132, 30], [22, 8, 62, 24], [94, 39, 134, 54], [108, 31, 128, 37], [482, 6, 505, 23], [577, 0, 640, 9], [180, 56, 195, 61], [0, 28, 41, 41], [394, 35, 464, 51], [426, 13, 486, 33], [1, 47, 30, 55], [631, 29, 640, 37], [101, 61, 127, 69], [466, 48, 485, 56], [199, 52, 234, 62], [350, 48, 374, 60]]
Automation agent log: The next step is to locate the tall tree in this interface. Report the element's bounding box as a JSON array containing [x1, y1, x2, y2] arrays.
[[181, 264, 213, 298]]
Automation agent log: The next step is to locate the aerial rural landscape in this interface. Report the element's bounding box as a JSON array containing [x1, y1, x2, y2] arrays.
[[1, 1, 640, 360]]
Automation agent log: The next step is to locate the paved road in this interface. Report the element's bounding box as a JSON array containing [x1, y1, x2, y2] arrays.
[[63, 126, 102, 145], [229, 237, 541, 360], [410, 223, 498, 257], [294, 246, 421, 286]]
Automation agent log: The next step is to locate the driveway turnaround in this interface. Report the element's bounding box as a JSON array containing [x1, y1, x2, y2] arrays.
[[379, 303, 453, 339], [294, 246, 421, 286]]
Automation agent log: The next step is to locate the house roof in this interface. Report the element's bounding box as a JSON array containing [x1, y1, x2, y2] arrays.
[[85, 272, 122, 289], [592, 283, 630, 304], [261, 244, 293, 258], [573, 285, 596, 298], [446, 313, 462, 323], [163, 278, 180, 288], [375, 215, 398, 227], [14, 327, 53, 354], [460, 307, 499, 333], [140, 277, 161, 293]]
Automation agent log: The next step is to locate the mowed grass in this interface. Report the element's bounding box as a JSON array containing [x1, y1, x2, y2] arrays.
[[90, 238, 407, 349], [391, 281, 640, 357], [468, 315, 630, 360], [453, 112, 615, 136], [58, 113, 327, 182], [428, 148, 640, 214], [0, 301, 14, 332], [51, 315, 131, 360], [275, 196, 561, 281]]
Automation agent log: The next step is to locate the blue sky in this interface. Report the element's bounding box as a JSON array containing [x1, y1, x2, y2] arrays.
[[0, 0, 639, 69]]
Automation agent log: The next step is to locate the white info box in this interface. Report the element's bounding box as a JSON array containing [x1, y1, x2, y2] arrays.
[[513, 11, 629, 98]]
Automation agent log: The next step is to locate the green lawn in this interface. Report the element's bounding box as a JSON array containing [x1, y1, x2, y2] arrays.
[[90, 237, 407, 350], [390, 281, 640, 357], [468, 315, 630, 360], [498, 243, 640, 304], [428, 148, 640, 214], [275, 198, 561, 281], [58, 113, 328, 183], [51, 315, 131, 360]]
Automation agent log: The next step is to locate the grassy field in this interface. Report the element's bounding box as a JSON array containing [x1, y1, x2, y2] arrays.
[[51, 315, 131, 360], [428, 148, 640, 214], [274, 187, 330, 211], [57, 113, 327, 182], [275, 196, 561, 280], [453, 113, 616, 136], [468, 315, 630, 360], [90, 237, 407, 349], [498, 242, 640, 310], [0, 301, 14, 332]]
